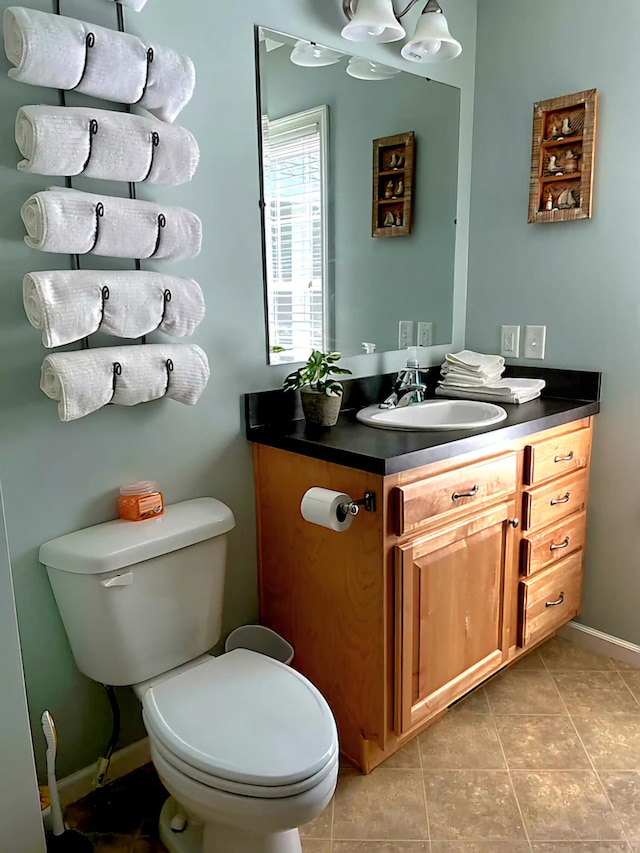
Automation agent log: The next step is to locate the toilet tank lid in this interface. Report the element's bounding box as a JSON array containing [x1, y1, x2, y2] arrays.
[[39, 498, 235, 575]]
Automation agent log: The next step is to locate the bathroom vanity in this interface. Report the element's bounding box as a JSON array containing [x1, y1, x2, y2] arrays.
[[246, 369, 600, 773]]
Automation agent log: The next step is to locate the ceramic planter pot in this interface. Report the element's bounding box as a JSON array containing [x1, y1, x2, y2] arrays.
[[300, 386, 343, 428]]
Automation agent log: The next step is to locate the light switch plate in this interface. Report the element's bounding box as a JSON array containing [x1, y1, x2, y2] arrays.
[[500, 325, 520, 358], [524, 325, 546, 359], [398, 321, 414, 350], [417, 322, 434, 347]]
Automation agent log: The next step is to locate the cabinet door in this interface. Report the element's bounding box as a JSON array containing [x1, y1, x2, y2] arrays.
[[395, 502, 516, 734]]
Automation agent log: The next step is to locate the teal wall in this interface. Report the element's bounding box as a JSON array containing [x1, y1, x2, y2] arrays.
[[261, 42, 460, 353], [467, 0, 640, 643], [0, 0, 477, 778]]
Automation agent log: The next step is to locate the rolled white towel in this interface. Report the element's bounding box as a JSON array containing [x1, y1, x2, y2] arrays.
[[444, 350, 505, 374], [41, 344, 209, 422], [24, 270, 205, 348], [4, 7, 195, 123], [21, 188, 201, 261], [16, 106, 199, 184]]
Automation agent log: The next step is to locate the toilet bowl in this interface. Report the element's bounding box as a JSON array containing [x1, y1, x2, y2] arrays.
[[138, 648, 339, 852], [40, 498, 339, 853]]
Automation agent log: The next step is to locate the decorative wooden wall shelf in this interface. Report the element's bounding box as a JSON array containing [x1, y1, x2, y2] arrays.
[[372, 131, 415, 237], [528, 89, 598, 224]]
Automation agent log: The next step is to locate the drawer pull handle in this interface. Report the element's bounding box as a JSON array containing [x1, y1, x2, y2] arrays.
[[452, 485, 479, 501], [554, 451, 574, 463], [545, 591, 565, 608], [550, 492, 571, 506], [550, 536, 570, 551]]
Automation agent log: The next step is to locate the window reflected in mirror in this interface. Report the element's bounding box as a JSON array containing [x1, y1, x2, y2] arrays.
[[263, 107, 329, 362]]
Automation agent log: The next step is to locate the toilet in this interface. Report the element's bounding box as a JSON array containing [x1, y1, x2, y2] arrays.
[[40, 498, 339, 853]]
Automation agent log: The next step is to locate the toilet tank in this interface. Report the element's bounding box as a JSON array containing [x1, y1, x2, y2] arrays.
[[40, 498, 235, 687]]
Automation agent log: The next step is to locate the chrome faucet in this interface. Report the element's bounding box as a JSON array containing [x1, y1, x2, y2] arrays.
[[379, 366, 427, 409]]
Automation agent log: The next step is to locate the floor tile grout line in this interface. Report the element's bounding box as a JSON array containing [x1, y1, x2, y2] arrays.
[[616, 667, 640, 710], [487, 683, 533, 852], [541, 653, 633, 849], [417, 728, 432, 844]]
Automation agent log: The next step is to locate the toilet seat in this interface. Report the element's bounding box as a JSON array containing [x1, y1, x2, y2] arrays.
[[142, 649, 338, 795]]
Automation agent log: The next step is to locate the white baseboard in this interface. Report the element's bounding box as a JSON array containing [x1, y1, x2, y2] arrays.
[[558, 620, 640, 668], [58, 737, 150, 807]]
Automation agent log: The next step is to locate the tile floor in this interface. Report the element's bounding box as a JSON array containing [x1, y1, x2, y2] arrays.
[[66, 637, 640, 852]]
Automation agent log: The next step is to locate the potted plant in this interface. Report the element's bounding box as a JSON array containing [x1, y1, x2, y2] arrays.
[[283, 350, 352, 428]]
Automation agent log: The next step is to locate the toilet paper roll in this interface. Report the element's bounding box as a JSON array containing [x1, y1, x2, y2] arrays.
[[300, 487, 354, 532]]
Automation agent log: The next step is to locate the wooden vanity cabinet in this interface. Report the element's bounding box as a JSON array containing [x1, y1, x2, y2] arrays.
[[252, 416, 593, 773]]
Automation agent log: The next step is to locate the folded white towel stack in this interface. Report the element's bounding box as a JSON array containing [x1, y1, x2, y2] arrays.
[[16, 106, 199, 184], [21, 188, 202, 261], [4, 7, 195, 123], [437, 351, 545, 404], [41, 344, 209, 422], [24, 270, 205, 348]]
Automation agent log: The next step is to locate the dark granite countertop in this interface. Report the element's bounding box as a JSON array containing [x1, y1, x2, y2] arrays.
[[245, 367, 601, 476]]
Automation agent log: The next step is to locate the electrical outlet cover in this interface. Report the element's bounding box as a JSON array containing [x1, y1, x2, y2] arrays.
[[500, 325, 520, 358]]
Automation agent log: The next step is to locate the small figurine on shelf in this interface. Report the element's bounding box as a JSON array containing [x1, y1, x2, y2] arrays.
[[395, 211, 403, 226], [384, 210, 396, 226], [550, 123, 559, 139], [563, 149, 578, 173], [561, 117, 572, 136], [558, 188, 576, 209], [545, 191, 554, 211], [548, 155, 562, 175], [384, 180, 394, 198], [394, 179, 404, 197], [396, 154, 404, 168], [389, 153, 398, 169]]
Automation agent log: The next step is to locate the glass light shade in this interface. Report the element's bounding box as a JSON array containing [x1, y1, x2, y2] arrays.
[[341, 0, 406, 44], [290, 40, 343, 67], [346, 57, 400, 80], [400, 9, 462, 63]]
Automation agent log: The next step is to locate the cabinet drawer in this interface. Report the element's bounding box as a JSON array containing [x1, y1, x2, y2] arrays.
[[518, 551, 583, 647], [522, 470, 588, 531], [521, 511, 586, 577], [394, 453, 517, 536], [524, 427, 591, 486]]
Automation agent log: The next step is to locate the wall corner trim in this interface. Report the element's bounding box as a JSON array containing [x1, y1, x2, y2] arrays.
[[58, 737, 151, 807], [557, 621, 640, 669]]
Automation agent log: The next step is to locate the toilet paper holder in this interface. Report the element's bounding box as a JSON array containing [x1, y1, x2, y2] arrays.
[[336, 491, 377, 522]]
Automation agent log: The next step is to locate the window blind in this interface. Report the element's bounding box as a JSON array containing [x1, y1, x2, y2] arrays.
[[263, 107, 327, 362]]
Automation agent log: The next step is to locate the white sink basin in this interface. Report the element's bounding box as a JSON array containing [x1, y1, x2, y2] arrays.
[[356, 399, 508, 431]]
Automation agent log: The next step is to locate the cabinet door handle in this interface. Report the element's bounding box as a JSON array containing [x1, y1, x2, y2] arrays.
[[550, 536, 570, 551], [550, 492, 571, 506], [554, 451, 574, 463], [452, 484, 479, 501], [545, 591, 565, 608]]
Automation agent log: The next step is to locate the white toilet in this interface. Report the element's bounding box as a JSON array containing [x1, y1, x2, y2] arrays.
[[40, 498, 339, 853]]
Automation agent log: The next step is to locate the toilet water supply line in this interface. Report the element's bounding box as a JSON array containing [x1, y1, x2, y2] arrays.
[[95, 685, 121, 787]]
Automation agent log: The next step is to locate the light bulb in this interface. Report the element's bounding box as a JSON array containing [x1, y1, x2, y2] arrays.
[[427, 39, 442, 53], [367, 25, 385, 36]]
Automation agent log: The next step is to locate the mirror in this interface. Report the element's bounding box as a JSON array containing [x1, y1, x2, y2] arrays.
[[256, 27, 461, 365]]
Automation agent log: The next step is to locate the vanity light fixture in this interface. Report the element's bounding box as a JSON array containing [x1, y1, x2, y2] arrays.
[[346, 57, 400, 79], [341, 0, 462, 63], [290, 40, 344, 67]]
